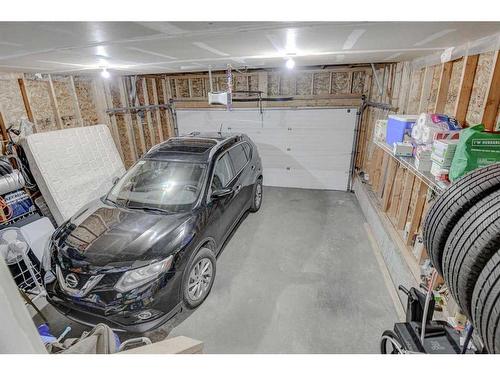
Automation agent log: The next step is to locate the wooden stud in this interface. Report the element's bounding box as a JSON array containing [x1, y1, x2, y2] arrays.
[[368, 145, 382, 186], [454, 54, 479, 125], [118, 78, 139, 161], [92, 78, 108, 125], [141, 78, 156, 146], [377, 154, 389, 199], [69, 76, 84, 126], [151, 78, 165, 142], [406, 183, 429, 246], [47, 74, 63, 129], [161, 78, 174, 138], [418, 66, 434, 113], [310, 73, 315, 96], [371, 148, 382, 189], [397, 172, 415, 230], [102, 81, 125, 162], [481, 51, 500, 131], [165, 76, 173, 99], [371, 146, 384, 189], [128, 78, 147, 155], [187, 79, 193, 98], [435, 61, 453, 113], [0, 112, 8, 154], [347, 71, 353, 95], [17, 78, 35, 124], [388, 166, 405, 222], [258, 71, 268, 97], [381, 159, 398, 211]]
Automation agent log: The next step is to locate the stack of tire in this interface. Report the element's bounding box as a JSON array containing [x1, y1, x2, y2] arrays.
[[423, 163, 500, 354]]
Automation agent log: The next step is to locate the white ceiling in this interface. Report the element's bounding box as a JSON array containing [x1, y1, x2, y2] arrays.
[[0, 22, 498, 75]]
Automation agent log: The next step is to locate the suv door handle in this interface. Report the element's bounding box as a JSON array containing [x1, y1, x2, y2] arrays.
[[235, 185, 242, 193], [251, 165, 255, 170]]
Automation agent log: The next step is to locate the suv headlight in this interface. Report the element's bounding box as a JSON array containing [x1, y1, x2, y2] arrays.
[[114, 256, 173, 293], [42, 239, 56, 284]]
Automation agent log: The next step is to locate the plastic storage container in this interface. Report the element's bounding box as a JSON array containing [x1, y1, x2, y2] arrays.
[[385, 115, 419, 146]]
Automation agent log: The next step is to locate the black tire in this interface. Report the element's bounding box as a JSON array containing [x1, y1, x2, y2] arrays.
[[442, 189, 500, 318], [182, 247, 216, 309], [249, 177, 263, 213], [423, 163, 500, 276], [380, 330, 404, 354], [471, 251, 500, 354]]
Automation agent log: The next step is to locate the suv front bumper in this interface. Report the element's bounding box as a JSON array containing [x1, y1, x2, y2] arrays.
[[47, 294, 182, 333]]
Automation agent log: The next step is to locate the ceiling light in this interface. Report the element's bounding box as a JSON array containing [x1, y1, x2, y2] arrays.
[[101, 68, 110, 79], [286, 58, 295, 70]]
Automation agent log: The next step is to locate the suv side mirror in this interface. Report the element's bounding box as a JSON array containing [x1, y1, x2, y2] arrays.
[[112, 177, 120, 186], [211, 187, 233, 200]]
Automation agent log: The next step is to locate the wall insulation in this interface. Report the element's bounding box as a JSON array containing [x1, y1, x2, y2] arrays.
[[0, 74, 27, 128], [443, 58, 464, 115], [74, 77, 100, 126], [52, 75, 79, 128], [25, 74, 58, 132], [426, 65, 442, 113], [466, 51, 495, 125]]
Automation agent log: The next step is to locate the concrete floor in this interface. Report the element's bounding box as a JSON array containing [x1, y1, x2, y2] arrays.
[[166, 187, 398, 353], [36, 187, 398, 353]]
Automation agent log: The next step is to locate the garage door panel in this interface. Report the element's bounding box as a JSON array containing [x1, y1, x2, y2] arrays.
[[274, 109, 356, 131], [287, 130, 355, 153], [176, 108, 356, 191], [284, 153, 352, 171], [264, 168, 349, 190]]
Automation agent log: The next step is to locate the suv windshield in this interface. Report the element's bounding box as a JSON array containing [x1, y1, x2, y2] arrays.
[[106, 159, 207, 212]]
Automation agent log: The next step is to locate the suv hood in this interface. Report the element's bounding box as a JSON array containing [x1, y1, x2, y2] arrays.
[[53, 199, 193, 273]]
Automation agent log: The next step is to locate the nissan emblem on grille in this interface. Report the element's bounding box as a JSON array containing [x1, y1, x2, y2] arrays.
[[65, 273, 79, 288]]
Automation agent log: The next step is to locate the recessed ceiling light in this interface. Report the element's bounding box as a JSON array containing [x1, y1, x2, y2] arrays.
[[101, 68, 110, 79]]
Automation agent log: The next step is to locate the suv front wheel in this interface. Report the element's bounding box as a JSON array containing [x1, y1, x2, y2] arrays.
[[249, 178, 263, 212], [182, 247, 216, 309]]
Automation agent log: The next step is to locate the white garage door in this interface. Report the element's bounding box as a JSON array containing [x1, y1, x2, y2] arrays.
[[176, 107, 357, 191]]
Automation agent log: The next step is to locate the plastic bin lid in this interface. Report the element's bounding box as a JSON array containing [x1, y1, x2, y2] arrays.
[[388, 114, 419, 121]]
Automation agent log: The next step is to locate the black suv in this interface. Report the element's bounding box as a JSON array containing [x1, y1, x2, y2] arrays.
[[42, 132, 263, 332]]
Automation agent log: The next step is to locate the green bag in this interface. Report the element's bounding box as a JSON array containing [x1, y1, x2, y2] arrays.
[[450, 124, 500, 181]]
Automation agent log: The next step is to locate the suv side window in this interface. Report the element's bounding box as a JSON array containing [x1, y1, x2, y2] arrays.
[[228, 144, 248, 174], [242, 142, 252, 160], [212, 153, 234, 191]]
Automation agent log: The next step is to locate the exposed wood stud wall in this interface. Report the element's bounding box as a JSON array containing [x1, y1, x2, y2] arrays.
[[69, 76, 84, 127], [454, 55, 479, 124], [482, 51, 500, 131], [434, 61, 454, 113], [355, 49, 500, 273]]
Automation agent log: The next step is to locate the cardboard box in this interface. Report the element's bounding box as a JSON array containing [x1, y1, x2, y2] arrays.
[[393, 142, 414, 157]]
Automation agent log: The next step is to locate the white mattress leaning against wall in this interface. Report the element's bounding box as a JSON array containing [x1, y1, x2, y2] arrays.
[[21, 125, 126, 225]]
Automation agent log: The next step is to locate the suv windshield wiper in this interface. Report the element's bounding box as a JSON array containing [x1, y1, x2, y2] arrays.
[[103, 196, 118, 207], [127, 205, 173, 215]]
